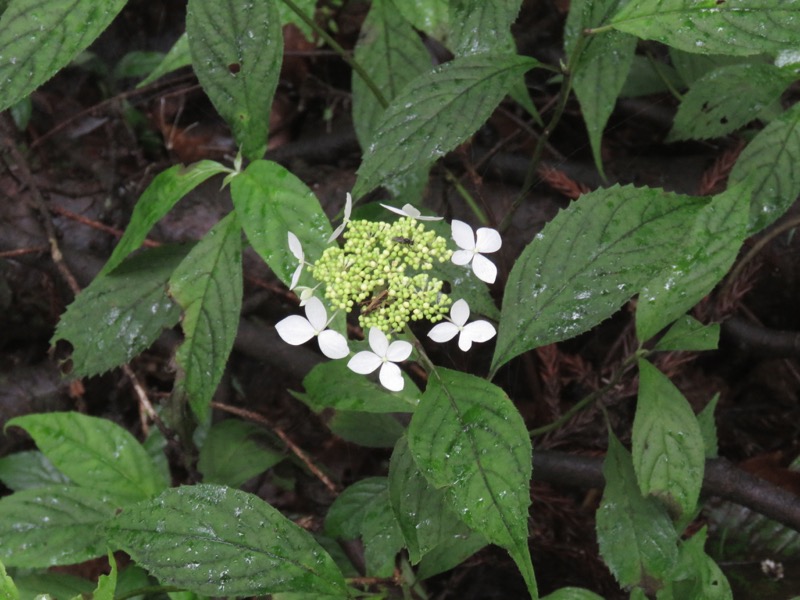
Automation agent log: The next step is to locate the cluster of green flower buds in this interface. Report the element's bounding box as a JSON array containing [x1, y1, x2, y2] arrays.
[[309, 216, 452, 333]]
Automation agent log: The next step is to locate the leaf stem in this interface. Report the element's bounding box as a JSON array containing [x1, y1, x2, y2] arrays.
[[444, 169, 489, 225]]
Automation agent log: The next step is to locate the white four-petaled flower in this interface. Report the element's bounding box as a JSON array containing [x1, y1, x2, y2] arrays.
[[347, 327, 412, 391], [327, 193, 353, 242], [275, 297, 349, 359], [451, 219, 502, 284], [288, 232, 304, 290], [380, 203, 443, 221], [427, 299, 496, 351]]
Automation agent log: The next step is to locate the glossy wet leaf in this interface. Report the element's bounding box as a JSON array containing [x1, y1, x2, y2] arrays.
[[636, 184, 747, 341], [53, 245, 186, 377], [0, 450, 70, 491], [100, 161, 228, 276], [108, 484, 349, 598], [408, 369, 537, 598], [231, 160, 332, 288], [169, 212, 243, 423], [632, 360, 705, 519], [596, 433, 679, 588], [352, 0, 431, 150], [668, 63, 793, 142], [359, 488, 404, 577], [353, 53, 539, 198], [0, 0, 127, 112], [186, 0, 282, 160], [389, 437, 485, 565], [608, 0, 800, 56], [326, 411, 405, 449], [0, 485, 117, 567], [138, 33, 190, 88], [566, 0, 636, 178], [448, 0, 521, 56], [653, 315, 719, 352], [394, 0, 449, 40], [697, 394, 719, 459], [493, 185, 705, 372], [197, 420, 284, 487], [6, 412, 167, 503], [730, 101, 800, 233], [326, 478, 388, 540]]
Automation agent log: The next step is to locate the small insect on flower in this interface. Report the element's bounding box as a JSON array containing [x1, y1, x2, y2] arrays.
[[360, 289, 390, 316], [391, 236, 414, 245]]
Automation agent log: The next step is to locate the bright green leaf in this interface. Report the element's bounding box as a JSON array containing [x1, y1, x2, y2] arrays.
[[596, 432, 679, 588], [276, 0, 317, 40], [408, 368, 537, 598], [668, 63, 793, 142], [608, 0, 800, 56], [197, 420, 284, 487], [633, 360, 705, 518], [0, 558, 19, 600], [668, 529, 732, 599], [101, 161, 227, 276], [170, 212, 243, 423], [0, 450, 70, 491], [0, 485, 117, 567], [653, 315, 719, 352], [730, 101, 800, 233], [327, 411, 405, 448], [353, 53, 539, 198], [91, 551, 117, 600], [53, 245, 186, 377], [636, 184, 748, 342], [697, 394, 719, 459], [138, 33, 190, 88], [108, 484, 349, 598], [326, 478, 388, 540], [541, 588, 604, 600], [231, 160, 332, 288], [186, 0, 282, 160], [493, 185, 705, 372], [6, 412, 167, 503], [0, 0, 127, 112]]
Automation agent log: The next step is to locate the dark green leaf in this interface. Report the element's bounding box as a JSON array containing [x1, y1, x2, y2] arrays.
[[327, 411, 405, 448], [11, 572, 93, 600], [668, 63, 793, 142], [493, 185, 705, 372], [596, 433, 679, 588], [408, 368, 537, 598], [619, 55, 683, 98], [186, 0, 282, 160], [668, 48, 755, 87], [0, 485, 117, 567], [632, 360, 705, 518], [0, 559, 18, 600], [415, 532, 487, 580], [636, 184, 748, 341], [108, 484, 349, 598], [360, 488, 404, 577], [0, 0, 127, 112], [449, 0, 520, 56], [353, 53, 539, 198], [394, 0, 449, 40], [653, 316, 719, 352], [169, 212, 243, 423], [608, 0, 800, 56], [53, 245, 186, 377], [138, 33, 190, 88], [0, 450, 70, 491], [540, 588, 604, 600], [730, 101, 800, 233], [197, 420, 284, 487], [697, 394, 719, 460], [6, 412, 167, 503], [326, 478, 388, 540]]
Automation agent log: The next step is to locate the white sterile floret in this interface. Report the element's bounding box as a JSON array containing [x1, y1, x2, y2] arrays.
[[428, 299, 496, 351], [292, 284, 318, 306], [380, 202, 443, 221], [451, 219, 502, 284], [347, 327, 412, 391], [327, 193, 353, 243], [275, 296, 349, 359], [288, 231, 305, 290]]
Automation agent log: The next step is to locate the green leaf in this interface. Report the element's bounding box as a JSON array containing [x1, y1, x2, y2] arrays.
[[108, 484, 349, 598], [607, 0, 800, 57], [415, 531, 487, 580], [636, 184, 748, 341], [448, 0, 520, 56], [0, 0, 127, 112], [276, 0, 317, 40], [619, 55, 683, 98], [138, 33, 190, 88], [6, 412, 167, 503], [0, 450, 70, 491], [668, 63, 793, 142], [360, 488, 404, 577], [389, 437, 483, 565], [668, 48, 755, 87], [0, 559, 19, 600], [394, 0, 449, 40], [730, 101, 800, 233], [352, 53, 539, 198], [407, 369, 537, 598], [540, 588, 605, 600], [186, 0, 282, 160], [301, 360, 418, 413], [668, 529, 732, 599], [653, 315, 719, 352], [231, 160, 332, 288], [52, 245, 186, 377], [197, 420, 284, 487], [12, 572, 93, 600], [632, 360, 705, 518], [327, 411, 405, 448], [326, 478, 388, 540], [596, 432, 679, 588], [492, 185, 705, 372], [697, 394, 719, 459], [169, 212, 243, 423], [566, 0, 637, 179], [91, 551, 117, 600], [352, 0, 431, 150], [0, 485, 117, 567], [100, 160, 228, 276]]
